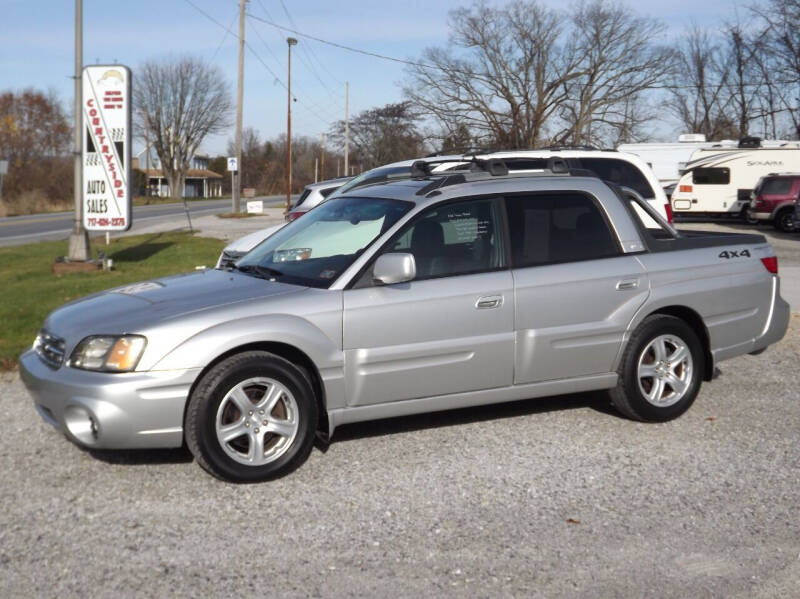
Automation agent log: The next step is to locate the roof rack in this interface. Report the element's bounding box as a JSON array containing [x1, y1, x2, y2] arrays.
[[425, 146, 496, 157], [413, 157, 586, 196], [539, 144, 600, 152]]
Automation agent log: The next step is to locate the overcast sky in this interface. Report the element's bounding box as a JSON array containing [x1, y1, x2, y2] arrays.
[[2, 0, 747, 154]]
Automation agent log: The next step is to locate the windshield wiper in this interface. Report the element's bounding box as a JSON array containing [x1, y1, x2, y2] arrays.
[[232, 264, 284, 279]]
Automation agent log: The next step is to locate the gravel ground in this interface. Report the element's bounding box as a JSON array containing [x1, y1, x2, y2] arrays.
[[1, 316, 798, 598]]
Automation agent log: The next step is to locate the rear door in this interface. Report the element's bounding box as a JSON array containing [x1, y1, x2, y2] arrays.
[[342, 197, 514, 406], [506, 192, 650, 383]]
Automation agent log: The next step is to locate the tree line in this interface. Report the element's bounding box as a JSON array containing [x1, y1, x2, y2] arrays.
[[1, 0, 798, 213], [401, 0, 800, 149]]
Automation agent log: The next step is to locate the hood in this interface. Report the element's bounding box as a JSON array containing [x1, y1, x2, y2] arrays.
[[44, 268, 303, 344], [224, 223, 286, 253]]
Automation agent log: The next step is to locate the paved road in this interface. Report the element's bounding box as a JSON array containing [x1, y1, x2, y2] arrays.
[[0, 196, 286, 246], [2, 318, 798, 597]]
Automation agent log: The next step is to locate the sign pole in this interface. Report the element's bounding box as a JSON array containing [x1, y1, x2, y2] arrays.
[[0, 160, 7, 204], [68, 0, 90, 261]]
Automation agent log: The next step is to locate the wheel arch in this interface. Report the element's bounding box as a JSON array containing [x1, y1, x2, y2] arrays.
[[770, 202, 796, 220], [642, 305, 714, 381], [184, 342, 330, 440]]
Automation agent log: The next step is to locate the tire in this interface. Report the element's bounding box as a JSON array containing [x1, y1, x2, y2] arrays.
[[773, 209, 796, 233], [610, 315, 704, 422], [185, 351, 318, 483], [741, 208, 759, 225]]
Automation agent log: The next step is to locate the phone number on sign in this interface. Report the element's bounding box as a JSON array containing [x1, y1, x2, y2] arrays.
[[87, 217, 126, 227]]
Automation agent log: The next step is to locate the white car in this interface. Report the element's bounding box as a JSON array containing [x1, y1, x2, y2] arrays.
[[217, 148, 670, 268], [216, 178, 350, 268]]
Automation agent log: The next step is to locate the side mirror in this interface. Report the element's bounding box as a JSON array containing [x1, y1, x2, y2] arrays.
[[373, 253, 416, 285]]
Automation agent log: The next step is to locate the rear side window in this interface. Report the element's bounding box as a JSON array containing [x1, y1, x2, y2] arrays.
[[320, 186, 338, 198], [294, 189, 312, 208], [505, 193, 619, 267], [578, 158, 655, 199], [692, 167, 730, 185], [760, 178, 792, 195]]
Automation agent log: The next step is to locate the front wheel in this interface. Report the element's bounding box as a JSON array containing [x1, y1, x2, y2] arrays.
[[185, 351, 318, 482], [610, 315, 704, 422]]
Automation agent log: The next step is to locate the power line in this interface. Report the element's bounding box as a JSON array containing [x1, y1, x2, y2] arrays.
[[211, 12, 238, 62], [245, 11, 799, 92], [246, 11, 432, 70], [273, 0, 345, 97], [247, 16, 345, 122], [181, 0, 333, 128]]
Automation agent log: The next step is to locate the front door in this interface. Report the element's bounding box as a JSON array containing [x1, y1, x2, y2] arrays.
[[343, 197, 514, 406]]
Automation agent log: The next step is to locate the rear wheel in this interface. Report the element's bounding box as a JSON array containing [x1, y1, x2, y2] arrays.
[[774, 208, 796, 232], [610, 315, 704, 422], [185, 351, 318, 482]]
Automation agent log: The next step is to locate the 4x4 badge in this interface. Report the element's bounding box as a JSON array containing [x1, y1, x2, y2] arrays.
[[718, 249, 751, 259]]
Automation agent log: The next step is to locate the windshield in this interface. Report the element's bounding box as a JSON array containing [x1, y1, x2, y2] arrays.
[[326, 165, 412, 199], [235, 197, 412, 288]]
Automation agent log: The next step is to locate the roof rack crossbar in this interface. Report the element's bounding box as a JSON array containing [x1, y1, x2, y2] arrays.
[[410, 160, 433, 178]]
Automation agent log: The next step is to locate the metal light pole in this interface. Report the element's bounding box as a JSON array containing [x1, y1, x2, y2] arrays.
[[233, 0, 246, 213], [320, 132, 326, 181], [286, 37, 297, 214], [68, 0, 90, 261], [344, 81, 349, 177]]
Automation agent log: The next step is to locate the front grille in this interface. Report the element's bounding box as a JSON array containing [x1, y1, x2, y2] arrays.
[[35, 329, 66, 369], [219, 250, 246, 268]]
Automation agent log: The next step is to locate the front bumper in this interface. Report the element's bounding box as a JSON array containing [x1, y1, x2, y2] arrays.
[[19, 349, 201, 449], [746, 208, 772, 221]]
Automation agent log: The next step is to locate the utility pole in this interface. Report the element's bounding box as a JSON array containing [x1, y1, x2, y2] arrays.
[[344, 81, 349, 179], [286, 37, 297, 213], [144, 115, 151, 198], [314, 158, 318, 183], [320, 133, 326, 181], [233, 0, 246, 214], [68, 0, 90, 261]]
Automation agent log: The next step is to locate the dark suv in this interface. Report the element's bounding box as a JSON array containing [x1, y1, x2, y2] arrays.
[[747, 173, 800, 232]]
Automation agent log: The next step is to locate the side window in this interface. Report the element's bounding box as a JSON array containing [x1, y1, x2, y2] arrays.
[[579, 158, 656, 199], [376, 198, 505, 283], [761, 178, 792, 195], [505, 193, 619, 267], [294, 188, 312, 208], [692, 167, 730, 185]]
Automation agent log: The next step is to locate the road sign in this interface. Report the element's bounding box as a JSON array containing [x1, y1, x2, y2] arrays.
[[227, 157, 238, 172], [0, 160, 8, 175], [81, 65, 132, 231]]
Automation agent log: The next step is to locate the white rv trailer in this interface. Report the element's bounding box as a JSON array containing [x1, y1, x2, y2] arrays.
[[670, 139, 800, 216], [618, 134, 724, 187]]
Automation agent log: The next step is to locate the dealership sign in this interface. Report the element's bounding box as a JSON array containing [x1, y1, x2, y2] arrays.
[[82, 65, 132, 231]]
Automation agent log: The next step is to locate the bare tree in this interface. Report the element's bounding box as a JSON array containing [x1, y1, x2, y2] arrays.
[[330, 102, 426, 169], [720, 23, 765, 137], [134, 56, 233, 201], [0, 89, 72, 212], [555, 0, 672, 146], [667, 27, 734, 139], [403, 1, 581, 149], [753, 0, 800, 138], [227, 127, 266, 191]]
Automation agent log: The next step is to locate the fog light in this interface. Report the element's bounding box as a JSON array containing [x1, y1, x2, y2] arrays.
[[64, 406, 99, 445]]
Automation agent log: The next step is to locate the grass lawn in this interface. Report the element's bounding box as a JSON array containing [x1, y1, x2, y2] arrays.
[[0, 232, 225, 370]]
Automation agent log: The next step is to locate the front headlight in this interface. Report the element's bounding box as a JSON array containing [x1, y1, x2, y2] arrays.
[[69, 335, 147, 372]]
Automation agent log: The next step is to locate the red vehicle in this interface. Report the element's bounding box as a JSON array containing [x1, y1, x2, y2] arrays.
[[747, 173, 800, 232]]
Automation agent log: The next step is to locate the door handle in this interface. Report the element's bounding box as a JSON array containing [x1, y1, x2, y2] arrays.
[[476, 295, 503, 309], [616, 279, 639, 291]]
